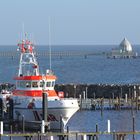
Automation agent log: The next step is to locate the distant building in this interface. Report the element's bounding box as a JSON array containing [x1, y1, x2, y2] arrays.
[[107, 38, 138, 58]]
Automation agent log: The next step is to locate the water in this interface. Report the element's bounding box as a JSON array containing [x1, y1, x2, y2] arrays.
[[68, 110, 136, 132], [67, 110, 140, 140], [0, 45, 140, 84], [2, 110, 140, 140], [1, 45, 140, 139]]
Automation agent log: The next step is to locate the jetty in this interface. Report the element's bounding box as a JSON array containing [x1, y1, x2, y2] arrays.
[[0, 50, 103, 58], [0, 125, 139, 140]]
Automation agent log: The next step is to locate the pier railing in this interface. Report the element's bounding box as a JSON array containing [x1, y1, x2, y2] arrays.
[[79, 98, 140, 111]]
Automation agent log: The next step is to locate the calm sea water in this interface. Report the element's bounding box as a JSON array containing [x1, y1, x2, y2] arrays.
[[1, 45, 140, 139], [0, 45, 140, 84], [67, 110, 140, 140]]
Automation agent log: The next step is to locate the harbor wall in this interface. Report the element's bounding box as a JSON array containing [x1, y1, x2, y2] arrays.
[[0, 83, 140, 99], [55, 84, 140, 98]]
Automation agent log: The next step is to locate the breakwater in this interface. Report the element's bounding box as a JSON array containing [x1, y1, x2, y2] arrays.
[[55, 84, 140, 98], [0, 83, 139, 99]]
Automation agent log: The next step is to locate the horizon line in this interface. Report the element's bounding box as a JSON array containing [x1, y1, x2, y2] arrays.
[[0, 44, 140, 46]]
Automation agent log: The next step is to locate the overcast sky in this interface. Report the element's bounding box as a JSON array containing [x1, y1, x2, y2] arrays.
[[0, 0, 140, 45]]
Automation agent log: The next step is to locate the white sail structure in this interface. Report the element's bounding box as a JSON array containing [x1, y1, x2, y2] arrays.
[[119, 38, 132, 52]]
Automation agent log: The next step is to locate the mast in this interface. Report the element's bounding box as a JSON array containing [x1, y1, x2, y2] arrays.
[[22, 23, 25, 40], [17, 39, 40, 76], [49, 17, 52, 70]]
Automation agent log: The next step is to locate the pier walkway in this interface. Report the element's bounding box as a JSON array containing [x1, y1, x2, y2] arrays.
[[0, 50, 103, 57], [0, 130, 139, 140]]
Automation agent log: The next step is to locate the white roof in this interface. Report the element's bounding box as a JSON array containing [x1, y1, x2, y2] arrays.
[[119, 37, 132, 52]]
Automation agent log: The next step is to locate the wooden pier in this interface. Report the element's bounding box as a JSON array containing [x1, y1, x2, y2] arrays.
[[0, 129, 140, 140], [0, 50, 103, 57], [79, 97, 140, 111]]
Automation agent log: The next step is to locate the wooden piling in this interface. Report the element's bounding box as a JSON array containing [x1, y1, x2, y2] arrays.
[[22, 115, 25, 133], [42, 93, 48, 122], [74, 85, 76, 98], [41, 120, 45, 134], [131, 97, 134, 116], [129, 88, 131, 99], [0, 99, 3, 121], [93, 92, 96, 100], [107, 120, 110, 133], [25, 136, 28, 140], [125, 94, 127, 103], [91, 99, 96, 110], [10, 125, 12, 140], [109, 98, 111, 109], [79, 94, 82, 110], [75, 133, 78, 140], [0, 121, 3, 138], [113, 131, 116, 140], [114, 97, 119, 110], [83, 134, 87, 140], [100, 98, 103, 117], [42, 92, 48, 132], [95, 124, 98, 140], [118, 96, 121, 111], [66, 126, 69, 140], [120, 87, 122, 99], [116, 134, 125, 140], [9, 99, 14, 121], [29, 136, 32, 140], [50, 136, 54, 140], [37, 132, 40, 140], [60, 115, 63, 132], [132, 115, 135, 140], [93, 135, 97, 140], [136, 91, 138, 112]]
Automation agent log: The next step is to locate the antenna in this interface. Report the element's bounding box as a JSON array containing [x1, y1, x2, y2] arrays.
[[22, 23, 25, 40], [22, 23, 28, 40], [49, 16, 52, 70]]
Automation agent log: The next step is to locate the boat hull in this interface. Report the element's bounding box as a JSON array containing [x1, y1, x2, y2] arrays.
[[14, 98, 79, 130]]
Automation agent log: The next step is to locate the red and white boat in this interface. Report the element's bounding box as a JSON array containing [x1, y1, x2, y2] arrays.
[[12, 39, 79, 130]]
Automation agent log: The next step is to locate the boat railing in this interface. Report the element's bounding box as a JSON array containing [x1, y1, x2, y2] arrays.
[[60, 98, 78, 101]]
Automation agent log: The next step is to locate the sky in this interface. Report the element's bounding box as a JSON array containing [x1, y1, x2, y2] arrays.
[[0, 0, 140, 45]]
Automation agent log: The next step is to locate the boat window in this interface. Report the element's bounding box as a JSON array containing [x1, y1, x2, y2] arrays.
[[52, 81, 55, 87], [40, 82, 44, 87], [32, 82, 38, 88], [20, 81, 26, 88], [16, 81, 20, 87], [25, 81, 31, 88], [46, 81, 51, 87]]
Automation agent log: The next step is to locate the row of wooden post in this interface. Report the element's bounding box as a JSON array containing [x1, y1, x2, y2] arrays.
[[0, 122, 137, 140]]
